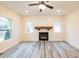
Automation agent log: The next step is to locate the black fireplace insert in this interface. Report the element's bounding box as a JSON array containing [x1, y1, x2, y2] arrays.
[[39, 32, 48, 41]]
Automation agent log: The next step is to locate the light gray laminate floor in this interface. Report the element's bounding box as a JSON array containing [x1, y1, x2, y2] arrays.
[[0, 41, 79, 58]]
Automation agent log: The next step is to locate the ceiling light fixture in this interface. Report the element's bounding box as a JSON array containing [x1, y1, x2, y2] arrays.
[[38, 4, 46, 12], [57, 9, 61, 13], [28, 1, 54, 12], [25, 10, 28, 13]]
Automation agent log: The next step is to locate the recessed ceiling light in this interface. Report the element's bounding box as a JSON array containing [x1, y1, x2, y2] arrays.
[[25, 10, 28, 13], [57, 9, 61, 13]]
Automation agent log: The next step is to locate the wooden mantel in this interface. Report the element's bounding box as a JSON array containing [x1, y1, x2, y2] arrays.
[[35, 26, 53, 30]]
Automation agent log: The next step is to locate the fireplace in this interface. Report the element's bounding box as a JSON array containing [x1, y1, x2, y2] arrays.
[[39, 32, 48, 41]]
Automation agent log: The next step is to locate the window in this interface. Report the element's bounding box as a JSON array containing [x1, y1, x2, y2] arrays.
[[53, 20, 61, 32], [0, 17, 11, 41], [27, 22, 33, 33]]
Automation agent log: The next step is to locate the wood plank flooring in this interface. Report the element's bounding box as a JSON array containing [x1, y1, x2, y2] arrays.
[[0, 41, 79, 58]]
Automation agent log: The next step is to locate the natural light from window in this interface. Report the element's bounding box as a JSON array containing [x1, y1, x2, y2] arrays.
[[27, 22, 33, 33], [0, 17, 11, 41], [53, 20, 61, 32]]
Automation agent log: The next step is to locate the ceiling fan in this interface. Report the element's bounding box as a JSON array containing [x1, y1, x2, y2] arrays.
[[28, 1, 54, 12]]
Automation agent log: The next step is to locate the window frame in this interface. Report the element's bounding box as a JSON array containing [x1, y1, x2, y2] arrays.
[[53, 20, 61, 33], [27, 22, 33, 33], [0, 17, 12, 41]]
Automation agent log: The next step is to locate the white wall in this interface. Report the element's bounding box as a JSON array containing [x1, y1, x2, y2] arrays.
[[0, 4, 65, 53], [22, 16, 65, 41], [65, 8, 79, 49], [0, 5, 22, 53]]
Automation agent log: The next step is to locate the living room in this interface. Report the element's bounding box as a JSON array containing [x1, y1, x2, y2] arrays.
[[0, 1, 79, 58]]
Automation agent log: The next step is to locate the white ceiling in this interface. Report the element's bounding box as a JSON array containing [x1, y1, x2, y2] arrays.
[[0, 1, 79, 16]]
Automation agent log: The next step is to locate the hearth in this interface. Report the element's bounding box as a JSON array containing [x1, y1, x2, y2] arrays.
[[39, 32, 48, 41]]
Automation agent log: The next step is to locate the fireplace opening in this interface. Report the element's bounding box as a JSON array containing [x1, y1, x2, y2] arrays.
[[39, 32, 48, 41]]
